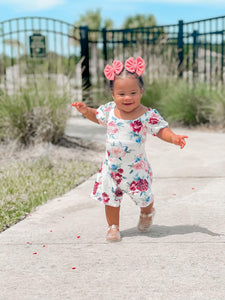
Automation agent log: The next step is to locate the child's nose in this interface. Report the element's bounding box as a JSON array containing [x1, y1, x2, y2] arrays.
[[124, 95, 131, 101]]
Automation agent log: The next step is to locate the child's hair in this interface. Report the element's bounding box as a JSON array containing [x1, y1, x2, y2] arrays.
[[104, 56, 145, 92], [109, 70, 144, 92]]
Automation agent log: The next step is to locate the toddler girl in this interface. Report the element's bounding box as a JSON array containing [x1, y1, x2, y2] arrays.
[[72, 56, 188, 242]]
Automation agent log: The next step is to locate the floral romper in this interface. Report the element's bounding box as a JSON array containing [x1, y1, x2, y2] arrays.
[[91, 102, 168, 208]]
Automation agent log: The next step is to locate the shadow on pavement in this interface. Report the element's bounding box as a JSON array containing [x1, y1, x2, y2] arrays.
[[121, 224, 222, 238]]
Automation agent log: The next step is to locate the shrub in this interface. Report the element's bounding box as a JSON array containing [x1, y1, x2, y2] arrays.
[[0, 81, 70, 145], [141, 78, 225, 127]]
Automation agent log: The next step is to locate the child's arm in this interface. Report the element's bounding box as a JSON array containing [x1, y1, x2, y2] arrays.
[[71, 102, 99, 124], [157, 127, 188, 149]]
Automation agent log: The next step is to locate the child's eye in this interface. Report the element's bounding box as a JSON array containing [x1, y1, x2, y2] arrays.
[[119, 93, 124, 96], [131, 92, 136, 95]]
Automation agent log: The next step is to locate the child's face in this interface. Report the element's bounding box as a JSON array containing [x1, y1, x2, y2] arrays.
[[112, 76, 143, 113]]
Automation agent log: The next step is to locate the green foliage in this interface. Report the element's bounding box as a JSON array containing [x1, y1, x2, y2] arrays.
[[122, 14, 157, 29], [141, 78, 225, 127], [74, 8, 114, 29], [0, 81, 70, 145], [72, 8, 114, 42], [17, 54, 79, 77], [0, 54, 16, 69], [0, 157, 98, 232]]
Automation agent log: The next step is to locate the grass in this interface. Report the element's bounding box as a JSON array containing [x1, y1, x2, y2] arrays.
[[0, 156, 98, 232], [0, 80, 70, 145], [141, 78, 225, 127]]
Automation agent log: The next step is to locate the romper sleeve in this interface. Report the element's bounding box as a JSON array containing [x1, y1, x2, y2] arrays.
[[147, 108, 168, 136], [96, 101, 114, 127]]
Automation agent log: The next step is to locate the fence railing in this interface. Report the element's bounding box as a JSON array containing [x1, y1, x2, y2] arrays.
[[1, 15, 225, 102], [0, 17, 81, 98], [81, 15, 225, 102]]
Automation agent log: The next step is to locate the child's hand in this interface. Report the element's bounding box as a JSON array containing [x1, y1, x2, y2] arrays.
[[71, 101, 88, 115], [173, 135, 188, 149]]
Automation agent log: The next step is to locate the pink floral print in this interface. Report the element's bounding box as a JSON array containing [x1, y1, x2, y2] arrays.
[[91, 102, 168, 207], [102, 192, 110, 204], [130, 120, 143, 133], [109, 146, 127, 159], [107, 121, 119, 134], [93, 181, 99, 195], [149, 111, 160, 125], [111, 172, 123, 185], [130, 179, 149, 192], [133, 160, 149, 172]]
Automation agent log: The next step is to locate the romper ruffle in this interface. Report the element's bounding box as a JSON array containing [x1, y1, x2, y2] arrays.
[[91, 102, 168, 207]]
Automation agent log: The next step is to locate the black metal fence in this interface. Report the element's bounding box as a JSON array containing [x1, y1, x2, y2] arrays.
[[83, 15, 225, 99], [1, 15, 225, 101], [0, 17, 81, 98]]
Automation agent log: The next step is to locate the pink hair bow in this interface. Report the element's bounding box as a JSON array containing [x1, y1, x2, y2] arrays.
[[104, 60, 123, 80], [125, 56, 145, 76]]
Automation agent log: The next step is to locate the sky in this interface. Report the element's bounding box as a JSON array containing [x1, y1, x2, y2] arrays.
[[0, 0, 225, 28]]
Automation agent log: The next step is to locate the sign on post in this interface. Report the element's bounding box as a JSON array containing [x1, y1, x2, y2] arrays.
[[29, 32, 46, 58]]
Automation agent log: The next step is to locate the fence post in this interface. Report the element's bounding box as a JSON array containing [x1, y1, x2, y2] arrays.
[[193, 30, 198, 79], [102, 28, 107, 63], [80, 26, 91, 102], [102, 27, 108, 86], [177, 20, 184, 78], [222, 32, 224, 84]]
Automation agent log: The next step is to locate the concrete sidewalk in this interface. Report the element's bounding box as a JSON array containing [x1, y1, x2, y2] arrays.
[[0, 117, 225, 300]]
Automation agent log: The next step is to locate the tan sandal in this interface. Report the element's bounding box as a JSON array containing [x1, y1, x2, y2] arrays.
[[106, 225, 121, 242], [137, 209, 156, 232]]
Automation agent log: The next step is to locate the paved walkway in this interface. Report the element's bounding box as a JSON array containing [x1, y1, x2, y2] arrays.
[[0, 116, 225, 300]]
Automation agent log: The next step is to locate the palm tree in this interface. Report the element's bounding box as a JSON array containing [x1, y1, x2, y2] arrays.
[[70, 9, 114, 85], [122, 14, 156, 29], [71, 8, 113, 43]]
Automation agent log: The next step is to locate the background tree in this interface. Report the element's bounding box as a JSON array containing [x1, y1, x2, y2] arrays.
[[71, 9, 114, 86], [121, 14, 165, 73], [122, 14, 157, 29], [76, 8, 113, 29], [122, 13, 164, 57], [72, 8, 113, 42]]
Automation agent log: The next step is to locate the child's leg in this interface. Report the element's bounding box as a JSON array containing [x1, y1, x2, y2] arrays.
[[105, 205, 120, 226], [105, 205, 121, 241], [138, 201, 155, 232], [140, 201, 154, 215]]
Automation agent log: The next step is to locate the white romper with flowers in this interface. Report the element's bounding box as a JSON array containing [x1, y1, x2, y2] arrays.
[[91, 102, 168, 208]]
